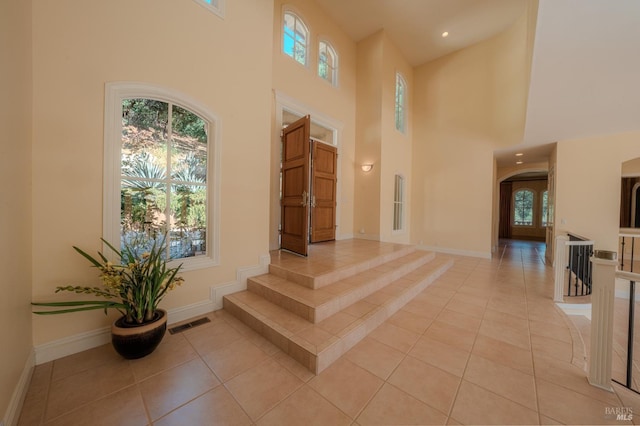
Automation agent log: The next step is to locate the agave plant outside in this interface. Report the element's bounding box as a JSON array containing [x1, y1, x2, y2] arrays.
[[33, 236, 184, 325]]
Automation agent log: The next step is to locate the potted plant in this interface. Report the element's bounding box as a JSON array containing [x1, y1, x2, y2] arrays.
[[32, 236, 184, 359]]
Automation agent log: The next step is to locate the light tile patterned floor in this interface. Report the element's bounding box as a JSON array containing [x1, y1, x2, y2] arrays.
[[18, 239, 640, 425]]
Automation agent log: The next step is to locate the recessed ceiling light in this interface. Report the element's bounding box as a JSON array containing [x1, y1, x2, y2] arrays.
[[515, 153, 524, 157], [442, 31, 449, 38], [516, 161, 523, 165]]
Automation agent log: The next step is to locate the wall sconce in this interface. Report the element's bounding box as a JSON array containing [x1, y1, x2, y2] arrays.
[[361, 163, 374, 172]]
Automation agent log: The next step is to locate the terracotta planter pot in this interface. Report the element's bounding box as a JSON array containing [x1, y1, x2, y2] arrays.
[[111, 309, 167, 359]]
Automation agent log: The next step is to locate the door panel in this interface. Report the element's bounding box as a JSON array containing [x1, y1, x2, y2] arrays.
[[281, 116, 310, 256], [310, 141, 337, 243]]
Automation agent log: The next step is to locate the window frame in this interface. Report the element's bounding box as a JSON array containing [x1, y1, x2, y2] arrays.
[[395, 73, 407, 134], [541, 190, 549, 227], [282, 11, 309, 67], [512, 188, 535, 227], [393, 174, 405, 232], [318, 40, 338, 86], [104, 82, 220, 271], [191, 0, 225, 19]]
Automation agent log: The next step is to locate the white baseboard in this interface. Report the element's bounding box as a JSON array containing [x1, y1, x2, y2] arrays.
[[336, 233, 354, 240], [418, 245, 492, 259], [3, 349, 35, 426], [34, 253, 271, 365], [212, 253, 270, 309]]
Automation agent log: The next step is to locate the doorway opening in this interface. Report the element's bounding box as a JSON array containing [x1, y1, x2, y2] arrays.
[[270, 93, 343, 254], [280, 115, 337, 256]]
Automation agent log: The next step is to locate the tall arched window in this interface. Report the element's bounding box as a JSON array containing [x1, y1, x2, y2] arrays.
[[513, 189, 534, 226], [283, 12, 309, 66], [318, 40, 338, 86], [395, 73, 407, 133], [105, 83, 219, 270]]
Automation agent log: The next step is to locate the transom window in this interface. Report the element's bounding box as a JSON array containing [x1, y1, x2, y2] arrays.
[[318, 41, 337, 86], [105, 83, 219, 270], [395, 73, 407, 133], [513, 189, 534, 226], [283, 12, 309, 66], [393, 174, 405, 231]]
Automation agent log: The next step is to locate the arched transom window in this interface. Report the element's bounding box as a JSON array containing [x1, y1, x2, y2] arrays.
[[283, 12, 309, 66], [318, 40, 337, 85]]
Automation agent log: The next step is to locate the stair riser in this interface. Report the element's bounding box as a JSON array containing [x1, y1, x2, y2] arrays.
[[225, 258, 453, 375], [248, 252, 435, 323], [268, 246, 416, 289]]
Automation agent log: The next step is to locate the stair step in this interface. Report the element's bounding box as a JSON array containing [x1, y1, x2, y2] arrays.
[[248, 250, 436, 323], [223, 256, 453, 374], [268, 243, 416, 289]]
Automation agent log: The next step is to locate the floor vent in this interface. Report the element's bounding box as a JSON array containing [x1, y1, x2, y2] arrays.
[[168, 317, 211, 334]]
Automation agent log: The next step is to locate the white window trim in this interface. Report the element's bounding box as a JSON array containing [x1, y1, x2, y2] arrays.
[[191, 0, 225, 19], [395, 72, 408, 134], [282, 10, 310, 68], [392, 173, 406, 233], [104, 82, 220, 271]]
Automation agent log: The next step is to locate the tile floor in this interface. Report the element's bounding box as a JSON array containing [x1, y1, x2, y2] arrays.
[[18, 239, 640, 425]]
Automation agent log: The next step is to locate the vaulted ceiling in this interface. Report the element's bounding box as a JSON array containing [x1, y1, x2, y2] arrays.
[[314, 0, 640, 168]]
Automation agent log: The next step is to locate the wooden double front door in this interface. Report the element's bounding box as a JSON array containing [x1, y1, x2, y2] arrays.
[[280, 115, 337, 256]]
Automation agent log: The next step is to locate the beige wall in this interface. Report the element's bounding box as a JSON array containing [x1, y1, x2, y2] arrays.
[[0, 0, 33, 420], [354, 32, 384, 240], [379, 34, 413, 243], [412, 14, 532, 256], [31, 0, 274, 345], [353, 31, 413, 243], [271, 0, 357, 246], [555, 131, 640, 252], [622, 158, 640, 176]]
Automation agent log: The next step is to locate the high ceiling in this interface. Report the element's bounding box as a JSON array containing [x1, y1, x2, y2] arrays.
[[315, 0, 528, 66], [314, 0, 640, 171]]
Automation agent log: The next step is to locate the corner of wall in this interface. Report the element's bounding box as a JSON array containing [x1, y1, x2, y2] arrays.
[[3, 349, 35, 426]]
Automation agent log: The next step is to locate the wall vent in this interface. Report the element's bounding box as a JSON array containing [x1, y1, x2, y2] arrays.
[[168, 317, 211, 334]]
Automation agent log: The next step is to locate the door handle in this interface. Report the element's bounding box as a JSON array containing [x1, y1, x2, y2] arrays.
[[300, 191, 308, 206], [311, 195, 316, 208]]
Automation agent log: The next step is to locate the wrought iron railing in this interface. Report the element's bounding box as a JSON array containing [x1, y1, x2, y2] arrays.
[[613, 270, 640, 393], [566, 234, 594, 296], [620, 231, 640, 273], [553, 234, 594, 301]]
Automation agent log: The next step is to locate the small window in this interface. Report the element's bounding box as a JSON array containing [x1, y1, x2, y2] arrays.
[[395, 73, 407, 133], [192, 0, 225, 18], [393, 175, 405, 231], [513, 189, 534, 226], [541, 190, 548, 227], [283, 12, 309, 66], [318, 41, 338, 86]]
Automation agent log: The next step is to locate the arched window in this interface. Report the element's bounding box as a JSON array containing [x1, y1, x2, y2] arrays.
[[191, 0, 225, 18], [541, 190, 549, 227], [393, 174, 405, 231], [283, 12, 309, 66], [318, 41, 338, 85], [395, 73, 407, 133], [513, 189, 534, 226], [104, 83, 219, 270]]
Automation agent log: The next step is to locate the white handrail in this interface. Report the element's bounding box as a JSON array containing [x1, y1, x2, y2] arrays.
[[616, 270, 640, 283]]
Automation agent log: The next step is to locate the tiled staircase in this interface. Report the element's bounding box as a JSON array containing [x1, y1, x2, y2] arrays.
[[223, 241, 453, 374]]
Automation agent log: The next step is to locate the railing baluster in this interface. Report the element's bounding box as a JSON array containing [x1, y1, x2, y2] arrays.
[[627, 280, 636, 388], [622, 237, 626, 271], [632, 238, 635, 273]]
